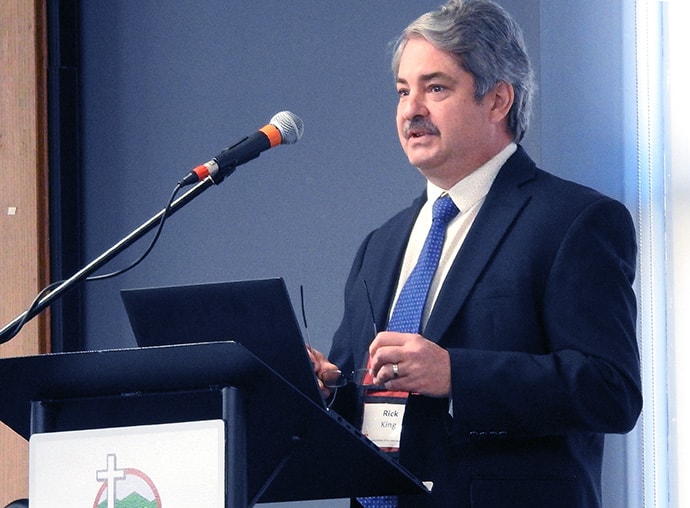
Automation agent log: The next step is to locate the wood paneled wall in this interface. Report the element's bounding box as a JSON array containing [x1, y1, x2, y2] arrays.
[[0, 0, 50, 503]]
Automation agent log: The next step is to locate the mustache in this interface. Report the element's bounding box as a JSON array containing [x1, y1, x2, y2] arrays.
[[403, 117, 440, 138]]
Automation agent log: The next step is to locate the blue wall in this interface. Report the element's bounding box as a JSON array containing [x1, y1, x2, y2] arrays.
[[78, 2, 631, 507], [79, 1, 546, 354]]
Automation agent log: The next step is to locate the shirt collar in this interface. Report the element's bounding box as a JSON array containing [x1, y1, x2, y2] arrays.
[[425, 142, 517, 213]]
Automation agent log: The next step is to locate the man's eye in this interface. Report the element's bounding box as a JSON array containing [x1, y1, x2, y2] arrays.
[[430, 85, 445, 93], [397, 88, 409, 97]]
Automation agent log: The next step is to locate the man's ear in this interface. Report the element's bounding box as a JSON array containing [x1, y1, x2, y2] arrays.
[[488, 80, 515, 124]]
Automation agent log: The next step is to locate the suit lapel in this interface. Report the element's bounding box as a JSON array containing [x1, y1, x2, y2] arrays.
[[423, 147, 537, 343]]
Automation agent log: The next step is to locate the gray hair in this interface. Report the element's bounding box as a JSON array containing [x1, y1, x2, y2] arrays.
[[391, 0, 534, 143]]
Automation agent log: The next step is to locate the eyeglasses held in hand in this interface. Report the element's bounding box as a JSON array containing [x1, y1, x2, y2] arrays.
[[319, 368, 383, 389], [300, 281, 384, 407]]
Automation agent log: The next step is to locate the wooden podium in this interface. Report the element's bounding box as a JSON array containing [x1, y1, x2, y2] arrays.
[[0, 341, 428, 507]]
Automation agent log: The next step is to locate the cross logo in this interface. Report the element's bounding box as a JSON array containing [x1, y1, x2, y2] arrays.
[[96, 454, 126, 508], [93, 454, 162, 508]]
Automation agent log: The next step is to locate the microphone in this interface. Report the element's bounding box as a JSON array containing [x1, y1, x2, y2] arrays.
[[180, 111, 304, 186]]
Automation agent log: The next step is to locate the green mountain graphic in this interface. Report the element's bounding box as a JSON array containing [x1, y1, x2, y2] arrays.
[[97, 491, 157, 508]]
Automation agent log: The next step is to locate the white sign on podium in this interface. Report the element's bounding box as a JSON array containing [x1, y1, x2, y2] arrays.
[[29, 419, 225, 507]]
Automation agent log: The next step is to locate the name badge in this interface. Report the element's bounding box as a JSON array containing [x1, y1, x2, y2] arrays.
[[361, 400, 406, 449]]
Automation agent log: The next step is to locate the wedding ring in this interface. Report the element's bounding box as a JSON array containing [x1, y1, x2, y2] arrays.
[[392, 363, 400, 378]]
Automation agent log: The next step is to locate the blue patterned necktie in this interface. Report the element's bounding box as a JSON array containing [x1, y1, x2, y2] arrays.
[[358, 194, 459, 508], [387, 193, 460, 333]]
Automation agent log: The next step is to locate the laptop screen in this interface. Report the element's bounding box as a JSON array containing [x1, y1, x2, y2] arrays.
[[120, 278, 324, 407]]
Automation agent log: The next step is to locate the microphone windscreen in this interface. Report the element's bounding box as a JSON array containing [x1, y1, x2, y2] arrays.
[[271, 111, 304, 145]]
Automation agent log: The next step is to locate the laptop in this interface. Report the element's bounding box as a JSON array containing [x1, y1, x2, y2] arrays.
[[120, 277, 324, 407]]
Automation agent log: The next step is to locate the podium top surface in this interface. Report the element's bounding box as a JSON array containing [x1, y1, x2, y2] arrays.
[[0, 341, 265, 439]]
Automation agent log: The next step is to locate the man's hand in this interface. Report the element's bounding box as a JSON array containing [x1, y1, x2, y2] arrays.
[[368, 331, 451, 398], [306, 346, 340, 398]]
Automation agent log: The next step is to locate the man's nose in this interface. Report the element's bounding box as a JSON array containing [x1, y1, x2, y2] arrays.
[[400, 90, 429, 120]]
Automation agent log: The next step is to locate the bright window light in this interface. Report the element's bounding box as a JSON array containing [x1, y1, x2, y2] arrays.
[[665, 1, 690, 507]]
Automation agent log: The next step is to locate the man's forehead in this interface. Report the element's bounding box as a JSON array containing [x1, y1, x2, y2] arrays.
[[397, 38, 465, 74], [396, 41, 468, 85]]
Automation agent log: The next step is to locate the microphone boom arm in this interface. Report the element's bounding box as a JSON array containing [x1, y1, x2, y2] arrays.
[[0, 176, 216, 345]]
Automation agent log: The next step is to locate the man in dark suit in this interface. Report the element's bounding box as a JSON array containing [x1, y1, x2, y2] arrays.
[[309, 1, 641, 506]]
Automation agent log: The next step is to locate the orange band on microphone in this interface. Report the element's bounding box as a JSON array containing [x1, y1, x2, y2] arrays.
[[193, 163, 210, 180], [259, 124, 282, 147]]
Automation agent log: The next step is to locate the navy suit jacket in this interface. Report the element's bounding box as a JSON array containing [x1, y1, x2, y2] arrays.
[[329, 147, 641, 508]]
